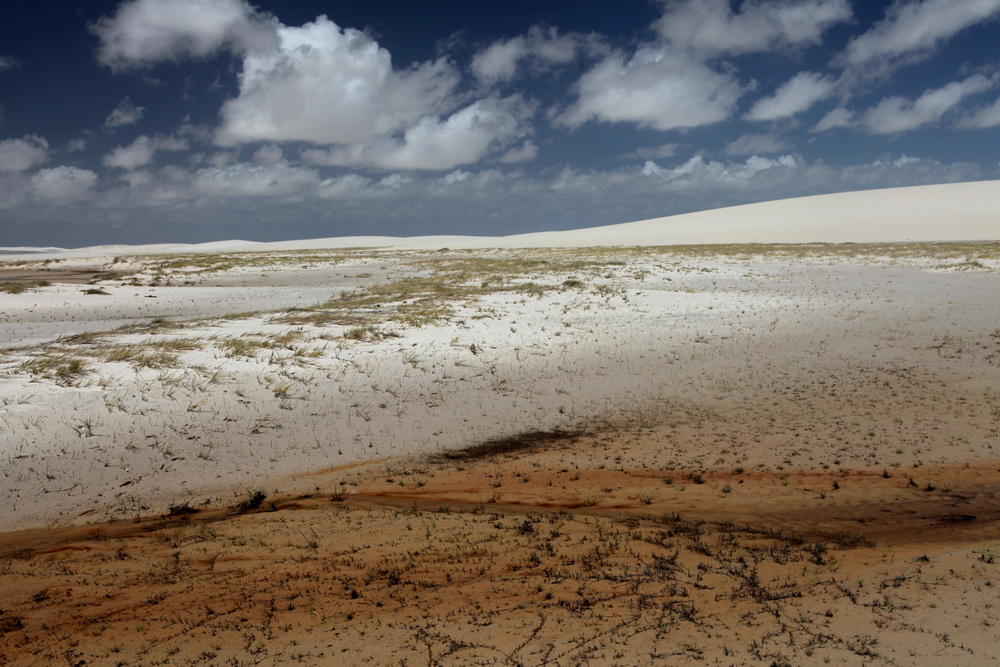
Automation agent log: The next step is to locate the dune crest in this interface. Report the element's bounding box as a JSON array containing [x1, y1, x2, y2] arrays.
[[2, 181, 996, 259]]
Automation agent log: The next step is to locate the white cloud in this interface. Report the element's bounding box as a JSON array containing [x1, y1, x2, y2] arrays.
[[724, 133, 791, 155], [653, 0, 851, 57], [216, 16, 458, 146], [959, 95, 1000, 128], [95, 6, 529, 170], [745, 71, 836, 121], [840, 0, 1000, 71], [471, 38, 529, 84], [559, 47, 744, 130], [103, 97, 145, 128], [471, 26, 599, 84], [103, 137, 154, 169], [252, 144, 284, 165], [812, 106, 854, 132], [440, 170, 470, 186], [642, 153, 804, 191], [30, 166, 98, 201], [300, 97, 531, 170], [66, 138, 88, 152], [0, 135, 48, 172], [860, 74, 997, 134], [497, 140, 538, 164], [0, 55, 23, 71], [103, 135, 189, 169], [623, 143, 681, 160], [379, 173, 410, 189], [317, 174, 372, 199], [193, 161, 319, 196], [92, 0, 277, 70], [205, 151, 237, 168]]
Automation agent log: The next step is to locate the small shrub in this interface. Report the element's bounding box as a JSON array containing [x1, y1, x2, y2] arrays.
[[236, 488, 267, 513], [167, 501, 197, 517]]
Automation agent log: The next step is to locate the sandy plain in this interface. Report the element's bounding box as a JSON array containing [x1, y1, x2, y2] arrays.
[[0, 183, 999, 665]]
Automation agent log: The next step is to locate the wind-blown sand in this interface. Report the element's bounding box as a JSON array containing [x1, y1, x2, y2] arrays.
[[0, 182, 998, 665]]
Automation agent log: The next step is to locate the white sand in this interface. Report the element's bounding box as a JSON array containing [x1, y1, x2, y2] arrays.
[[0, 182, 998, 531], [3, 181, 997, 260]]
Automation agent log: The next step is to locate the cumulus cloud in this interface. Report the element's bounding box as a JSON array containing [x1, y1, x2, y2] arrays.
[[642, 153, 803, 190], [300, 97, 532, 170], [193, 161, 319, 196], [92, 0, 277, 70], [95, 5, 533, 170], [653, 0, 851, 57], [812, 106, 855, 132], [103, 97, 145, 128], [0, 135, 48, 172], [860, 74, 997, 134], [745, 71, 836, 121], [378, 173, 410, 189], [470, 26, 601, 84], [724, 133, 791, 155], [215, 16, 458, 146], [103, 137, 154, 169], [30, 166, 98, 201], [103, 135, 189, 169], [252, 143, 283, 165], [497, 140, 538, 164], [959, 96, 1000, 128], [840, 0, 1000, 72], [559, 48, 745, 130]]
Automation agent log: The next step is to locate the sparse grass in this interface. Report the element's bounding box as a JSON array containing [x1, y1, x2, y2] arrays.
[[87, 270, 134, 283], [167, 500, 197, 516], [145, 337, 202, 353], [217, 335, 277, 359], [101, 345, 179, 369], [16, 354, 89, 384], [342, 325, 399, 342], [274, 250, 640, 330], [0, 280, 49, 294], [235, 488, 268, 513]]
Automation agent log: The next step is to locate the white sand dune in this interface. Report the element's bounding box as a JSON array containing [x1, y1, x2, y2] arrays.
[[2, 181, 997, 260], [498, 179, 1000, 247]]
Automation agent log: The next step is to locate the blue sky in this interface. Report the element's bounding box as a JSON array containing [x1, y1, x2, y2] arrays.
[[1, 0, 999, 247]]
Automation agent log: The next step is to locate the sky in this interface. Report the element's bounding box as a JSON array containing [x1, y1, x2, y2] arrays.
[[1, 0, 1000, 248]]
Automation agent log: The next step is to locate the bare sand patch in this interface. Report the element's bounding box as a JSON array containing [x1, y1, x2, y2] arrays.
[[0, 433, 997, 665], [0, 270, 105, 285]]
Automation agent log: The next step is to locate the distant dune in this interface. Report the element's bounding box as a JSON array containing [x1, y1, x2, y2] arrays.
[[2, 181, 997, 259]]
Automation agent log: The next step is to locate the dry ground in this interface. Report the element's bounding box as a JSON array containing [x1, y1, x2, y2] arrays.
[[1, 243, 999, 665], [2, 390, 999, 665]]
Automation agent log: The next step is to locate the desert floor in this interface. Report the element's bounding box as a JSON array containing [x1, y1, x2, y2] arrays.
[[1, 242, 999, 665]]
